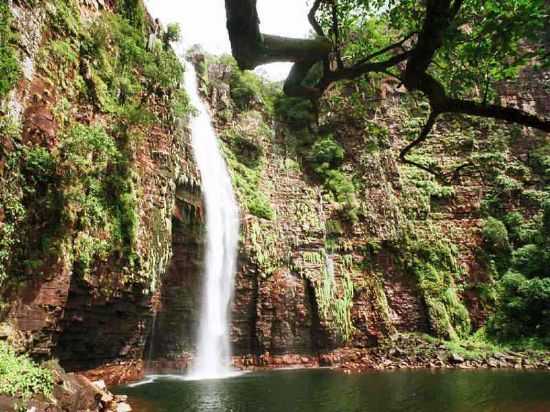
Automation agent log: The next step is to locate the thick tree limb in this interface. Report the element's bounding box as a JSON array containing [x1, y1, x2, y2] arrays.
[[444, 99, 550, 132], [224, 0, 550, 138], [403, 0, 455, 90], [225, 0, 331, 70], [283, 60, 321, 99]]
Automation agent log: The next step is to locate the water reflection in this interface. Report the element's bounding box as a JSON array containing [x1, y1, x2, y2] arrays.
[[116, 369, 550, 412]]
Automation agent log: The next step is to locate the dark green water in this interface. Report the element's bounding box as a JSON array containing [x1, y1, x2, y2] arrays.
[[115, 368, 550, 412]]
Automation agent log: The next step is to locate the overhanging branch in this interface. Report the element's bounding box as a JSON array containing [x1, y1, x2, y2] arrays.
[[224, 0, 550, 135]]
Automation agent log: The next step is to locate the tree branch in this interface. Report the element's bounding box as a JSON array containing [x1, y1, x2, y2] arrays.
[[308, 0, 325, 37], [330, 0, 344, 69], [403, 0, 455, 90], [414, 73, 550, 133], [355, 32, 416, 66], [323, 52, 411, 84], [284, 60, 322, 99], [444, 99, 550, 132], [225, 0, 331, 69], [224, 0, 550, 137], [399, 111, 442, 178]]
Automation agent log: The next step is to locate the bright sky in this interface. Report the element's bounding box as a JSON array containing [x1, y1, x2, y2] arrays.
[[143, 0, 311, 80]]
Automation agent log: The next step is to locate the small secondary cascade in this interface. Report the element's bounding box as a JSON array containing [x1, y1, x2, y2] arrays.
[[184, 59, 240, 379]]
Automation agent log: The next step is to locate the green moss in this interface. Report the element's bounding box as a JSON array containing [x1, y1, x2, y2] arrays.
[[363, 121, 390, 152], [307, 135, 359, 222], [222, 129, 274, 220], [316, 251, 355, 342], [76, 12, 183, 115], [46, 0, 82, 36], [0, 3, 20, 99], [0, 341, 53, 400], [59, 124, 140, 274], [0, 117, 25, 284], [249, 221, 282, 276], [403, 237, 471, 340]]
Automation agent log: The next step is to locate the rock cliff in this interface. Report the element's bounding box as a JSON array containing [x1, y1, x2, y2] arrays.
[[0, 1, 548, 400]]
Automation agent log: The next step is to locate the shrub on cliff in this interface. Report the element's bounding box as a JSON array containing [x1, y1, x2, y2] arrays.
[[0, 341, 53, 400], [163, 23, 181, 49], [273, 96, 314, 129], [308, 135, 345, 172], [488, 272, 550, 345], [307, 135, 359, 222], [482, 217, 511, 254], [511, 244, 550, 279]]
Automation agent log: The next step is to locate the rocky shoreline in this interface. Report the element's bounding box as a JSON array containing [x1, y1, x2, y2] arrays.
[[11, 335, 547, 412], [86, 335, 549, 389], [0, 363, 132, 412]]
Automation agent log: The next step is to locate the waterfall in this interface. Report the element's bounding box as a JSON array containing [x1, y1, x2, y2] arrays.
[[184, 59, 240, 380], [325, 253, 335, 281]]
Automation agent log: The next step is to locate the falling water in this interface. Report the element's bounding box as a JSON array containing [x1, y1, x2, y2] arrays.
[[184, 59, 240, 380], [325, 252, 335, 281]]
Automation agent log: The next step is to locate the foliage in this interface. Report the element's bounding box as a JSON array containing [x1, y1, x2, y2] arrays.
[[482, 174, 549, 344], [115, 0, 147, 34], [78, 12, 183, 114], [482, 217, 511, 255], [223, 130, 274, 221], [488, 272, 550, 344], [0, 0, 189, 292], [306, 135, 358, 222], [308, 135, 345, 170], [163, 23, 181, 48], [0, 3, 20, 99], [316, 0, 549, 104], [403, 236, 471, 340], [0, 117, 25, 284], [248, 195, 274, 221], [273, 95, 314, 128], [317, 252, 355, 342], [170, 89, 191, 119], [0, 341, 53, 400], [511, 244, 549, 279], [59, 124, 139, 274]]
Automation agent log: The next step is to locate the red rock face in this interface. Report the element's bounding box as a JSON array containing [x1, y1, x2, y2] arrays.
[[2, 4, 548, 383], [253, 269, 318, 354], [146, 188, 204, 360], [81, 360, 146, 387]]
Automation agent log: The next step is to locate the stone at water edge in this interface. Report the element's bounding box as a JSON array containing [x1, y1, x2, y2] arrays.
[[449, 353, 465, 364], [117, 403, 132, 412]]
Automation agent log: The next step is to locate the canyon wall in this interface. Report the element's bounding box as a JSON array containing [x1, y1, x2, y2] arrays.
[[0, 0, 548, 379], [0, 0, 202, 375]]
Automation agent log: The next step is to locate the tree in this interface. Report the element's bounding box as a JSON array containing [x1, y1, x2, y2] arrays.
[[224, 0, 549, 175]]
